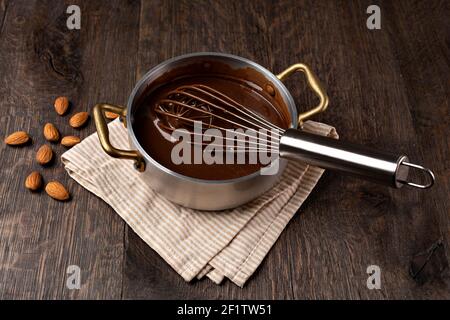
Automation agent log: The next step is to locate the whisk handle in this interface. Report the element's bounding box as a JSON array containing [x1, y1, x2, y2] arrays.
[[279, 129, 434, 189]]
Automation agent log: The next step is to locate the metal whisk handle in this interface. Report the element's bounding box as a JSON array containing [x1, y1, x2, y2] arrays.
[[279, 129, 435, 189]]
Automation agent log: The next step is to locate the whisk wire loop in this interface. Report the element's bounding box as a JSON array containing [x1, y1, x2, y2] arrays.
[[155, 84, 286, 153]]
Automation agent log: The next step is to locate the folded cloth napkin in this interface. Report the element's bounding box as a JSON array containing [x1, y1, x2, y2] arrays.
[[61, 119, 337, 287]]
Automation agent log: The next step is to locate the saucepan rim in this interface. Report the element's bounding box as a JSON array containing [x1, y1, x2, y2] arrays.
[[126, 52, 298, 184]]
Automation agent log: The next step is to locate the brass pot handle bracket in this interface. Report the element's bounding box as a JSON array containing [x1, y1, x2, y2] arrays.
[[276, 63, 329, 127], [93, 103, 145, 172]]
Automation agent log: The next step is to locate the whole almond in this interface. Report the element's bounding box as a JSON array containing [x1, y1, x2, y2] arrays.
[[4, 131, 30, 146], [61, 135, 81, 147], [45, 181, 70, 201], [43, 123, 60, 142], [25, 171, 43, 191], [54, 96, 69, 115], [105, 111, 119, 120], [69, 112, 89, 128], [36, 144, 53, 165]]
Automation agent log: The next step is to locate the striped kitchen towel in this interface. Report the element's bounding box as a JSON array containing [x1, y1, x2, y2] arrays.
[[61, 119, 337, 287]]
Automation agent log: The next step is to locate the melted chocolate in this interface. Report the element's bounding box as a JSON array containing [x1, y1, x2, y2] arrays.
[[132, 71, 290, 180]]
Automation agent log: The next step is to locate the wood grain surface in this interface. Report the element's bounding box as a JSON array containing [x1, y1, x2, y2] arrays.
[[0, 0, 448, 299]]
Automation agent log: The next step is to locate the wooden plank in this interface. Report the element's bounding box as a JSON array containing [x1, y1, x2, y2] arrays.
[[283, 0, 450, 299], [383, 0, 450, 298], [0, 0, 140, 299], [123, 0, 295, 299]]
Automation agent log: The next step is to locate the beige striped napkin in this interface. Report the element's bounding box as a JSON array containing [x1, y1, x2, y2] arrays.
[[61, 119, 337, 287]]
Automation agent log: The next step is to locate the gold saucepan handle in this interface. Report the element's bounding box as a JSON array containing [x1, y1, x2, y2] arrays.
[[276, 63, 329, 126], [93, 103, 145, 172]]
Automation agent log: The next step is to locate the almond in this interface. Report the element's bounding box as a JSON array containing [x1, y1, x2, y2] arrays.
[[45, 181, 70, 201], [105, 111, 119, 120], [54, 96, 69, 115], [25, 171, 43, 191], [36, 144, 53, 165], [4, 131, 30, 146], [69, 112, 89, 128], [43, 123, 60, 142], [61, 135, 81, 147]]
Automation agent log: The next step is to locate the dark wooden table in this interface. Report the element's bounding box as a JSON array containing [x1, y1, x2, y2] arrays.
[[0, 0, 448, 299]]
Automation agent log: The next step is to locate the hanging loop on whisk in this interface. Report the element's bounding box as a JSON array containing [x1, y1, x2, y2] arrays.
[[397, 161, 435, 189], [276, 63, 329, 127]]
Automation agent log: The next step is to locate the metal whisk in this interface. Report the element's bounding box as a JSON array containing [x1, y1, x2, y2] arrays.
[[155, 84, 284, 153], [154, 84, 435, 189]]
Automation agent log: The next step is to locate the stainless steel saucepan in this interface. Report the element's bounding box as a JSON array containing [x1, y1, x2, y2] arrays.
[[93, 52, 435, 210]]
